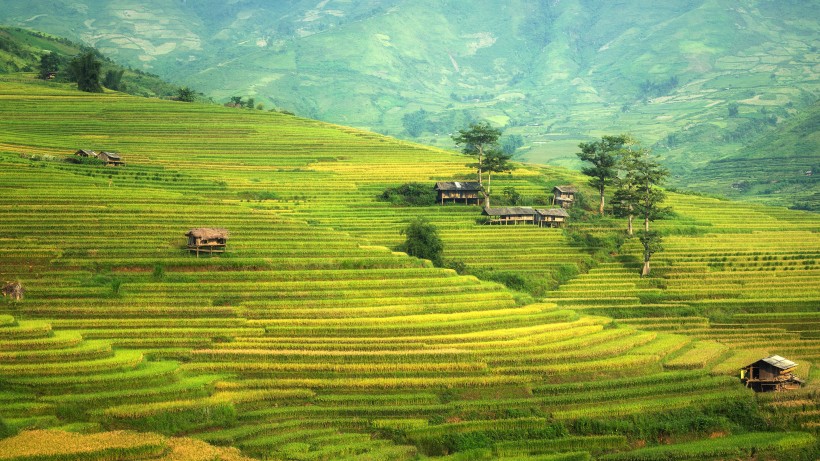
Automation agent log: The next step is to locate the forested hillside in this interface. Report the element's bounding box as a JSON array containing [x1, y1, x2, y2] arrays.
[[0, 0, 816, 207]]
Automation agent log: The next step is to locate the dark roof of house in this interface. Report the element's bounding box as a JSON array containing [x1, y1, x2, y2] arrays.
[[75, 149, 97, 156], [536, 208, 570, 218], [483, 206, 537, 216], [435, 181, 483, 191], [99, 151, 121, 160], [553, 185, 578, 194], [747, 355, 797, 370], [186, 228, 229, 239]]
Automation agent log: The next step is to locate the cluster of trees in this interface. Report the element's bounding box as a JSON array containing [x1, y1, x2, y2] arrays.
[[39, 50, 195, 100], [451, 122, 516, 207], [226, 96, 264, 110], [638, 76, 679, 100], [576, 135, 669, 276]]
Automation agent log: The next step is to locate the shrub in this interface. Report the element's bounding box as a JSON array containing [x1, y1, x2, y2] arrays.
[[379, 183, 437, 206], [397, 218, 444, 266]]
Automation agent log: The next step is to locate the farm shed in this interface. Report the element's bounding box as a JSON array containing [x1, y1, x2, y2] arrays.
[[74, 149, 97, 158], [482, 206, 537, 225], [2, 281, 24, 301], [434, 182, 483, 205], [536, 208, 570, 228], [186, 228, 229, 257], [553, 185, 578, 208], [97, 151, 125, 166], [741, 355, 804, 392]]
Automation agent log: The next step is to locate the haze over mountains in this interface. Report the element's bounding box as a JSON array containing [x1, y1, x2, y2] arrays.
[[0, 0, 816, 207]]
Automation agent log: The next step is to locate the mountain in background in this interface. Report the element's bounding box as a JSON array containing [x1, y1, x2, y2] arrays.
[[0, 0, 816, 208]]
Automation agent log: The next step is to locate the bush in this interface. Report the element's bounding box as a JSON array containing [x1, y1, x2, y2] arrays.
[[397, 217, 444, 266], [379, 183, 437, 206], [65, 156, 105, 166]]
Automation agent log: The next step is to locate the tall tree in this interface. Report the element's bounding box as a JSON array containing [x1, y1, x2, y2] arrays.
[[452, 122, 502, 188], [630, 150, 669, 276], [68, 52, 103, 93], [481, 147, 515, 207], [102, 69, 125, 91], [576, 134, 628, 215], [38, 53, 59, 80], [612, 142, 646, 236]]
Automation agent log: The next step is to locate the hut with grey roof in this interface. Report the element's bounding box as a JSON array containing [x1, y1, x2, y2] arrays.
[[536, 208, 570, 228], [186, 228, 229, 257], [434, 181, 483, 205], [740, 355, 804, 392], [97, 151, 125, 166], [552, 185, 578, 208], [482, 206, 537, 225]]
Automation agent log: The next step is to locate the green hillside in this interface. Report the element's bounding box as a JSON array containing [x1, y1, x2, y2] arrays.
[[0, 0, 816, 207], [0, 27, 180, 99], [0, 74, 818, 460]]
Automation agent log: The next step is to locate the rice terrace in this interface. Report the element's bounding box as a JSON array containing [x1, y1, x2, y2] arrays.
[[0, 2, 818, 461]]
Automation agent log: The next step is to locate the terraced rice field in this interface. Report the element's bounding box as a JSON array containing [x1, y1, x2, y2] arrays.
[[0, 75, 817, 460]]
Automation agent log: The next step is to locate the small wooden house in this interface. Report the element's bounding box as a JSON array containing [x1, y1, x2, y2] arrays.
[[482, 206, 537, 225], [741, 355, 804, 392], [97, 151, 125, 166], [74, 149, 97, 158], [434, 182, 483, 205], [186, 228, 229, 257], [536, 208, 570, 228], [552, 185, 578, 208]]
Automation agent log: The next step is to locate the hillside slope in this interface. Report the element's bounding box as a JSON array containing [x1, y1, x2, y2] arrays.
[[0, 75, 817, 460], [0, 27, 180, 98], [0, 0, 816, 207]]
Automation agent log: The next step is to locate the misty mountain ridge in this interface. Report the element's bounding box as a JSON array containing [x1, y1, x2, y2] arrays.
[[0, 0, 816, 208]]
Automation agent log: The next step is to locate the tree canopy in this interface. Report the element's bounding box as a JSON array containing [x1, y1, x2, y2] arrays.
[[68, 52, 103, 93], [38, 53, 59, 80], [576, 134, 629, 215], [452, 121, 502, 188]]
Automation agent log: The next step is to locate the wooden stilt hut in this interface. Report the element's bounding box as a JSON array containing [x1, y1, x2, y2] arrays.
[[536, 208, 570, 228], [434, 182, 484, 205], [740, 355, 804, 392], [482, 206, 537, 225], [186, 228, 229, 257]]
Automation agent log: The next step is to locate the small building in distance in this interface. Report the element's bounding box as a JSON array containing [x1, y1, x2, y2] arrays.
[[740, 355, 804, 392], [536, 208, 570, 228], [74, 149, 125, 166], [186, 228, 229, 257], [482, 206, 537, 225], [74, 149, 97, 158], [97, 151, 125, 166], [434, 182, 483, 205], [552, 185, 578, 208]]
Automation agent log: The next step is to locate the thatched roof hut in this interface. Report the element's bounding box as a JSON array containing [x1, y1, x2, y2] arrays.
[[2, 281, 24, 301], [97, 151, 124, 166], [185, 228, 229, 257]]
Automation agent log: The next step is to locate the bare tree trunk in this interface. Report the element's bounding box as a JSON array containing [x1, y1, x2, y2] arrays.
[[642, 259, 651, 276], [486, 171, 492, 206], [627, 214, 633, 236], [599, 187, 605, 215], [477, 146, 483, 186], [645, 216, 650, 232]]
